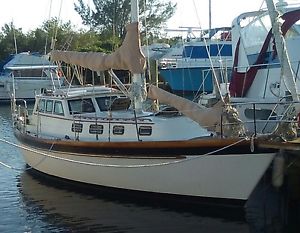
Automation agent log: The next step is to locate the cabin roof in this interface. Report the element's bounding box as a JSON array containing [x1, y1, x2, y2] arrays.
[[37, 85, 124, 100]]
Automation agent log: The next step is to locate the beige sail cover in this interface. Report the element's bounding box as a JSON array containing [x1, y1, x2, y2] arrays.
[[148, 85, 245, 136], [148, 85, 224, 131], [51, 22, 146, 74]]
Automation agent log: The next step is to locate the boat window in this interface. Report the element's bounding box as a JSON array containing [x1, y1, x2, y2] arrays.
[[183, 46, 210, 59], [53, 101, 64, 116], [95, 96, 118, 111], [71, 123, 83, 133], [286, 20, 300, 38], [241, 14, 271, 51], [12, 69, 46, 77], [45, 100, 53, 113], [89, 124, 104, 134], [38, 99, 45, 112], [113, 125, 124, 135], [68, 98, 95, 114], [210, 44, 232, 57], [139, 126, 152, 136], [244, 108, 277, 120], [182, 46, 193, 58], [110, 97, 131, 110]]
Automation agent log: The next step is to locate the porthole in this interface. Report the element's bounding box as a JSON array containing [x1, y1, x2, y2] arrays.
[[139, 126, 152, 136], [89, 124, 103, 134], [71, 123, 83, 133], [113, 125, 124, 135]]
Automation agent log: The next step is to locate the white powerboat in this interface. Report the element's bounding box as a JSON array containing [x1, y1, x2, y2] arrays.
[[0, 52, 64, 101]]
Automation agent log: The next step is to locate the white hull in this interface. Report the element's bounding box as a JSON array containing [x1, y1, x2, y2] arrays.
[[20, 145, 274, 201]]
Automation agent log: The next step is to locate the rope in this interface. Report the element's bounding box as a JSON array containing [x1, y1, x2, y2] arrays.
[[0, 137, 248, 169], [0, 138, 56, 172]]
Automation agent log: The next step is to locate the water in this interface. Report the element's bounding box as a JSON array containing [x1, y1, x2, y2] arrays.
[[0, 104, 250, 233]]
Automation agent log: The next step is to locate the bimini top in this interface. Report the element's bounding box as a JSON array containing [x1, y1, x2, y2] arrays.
[[2, 52, 56, 71]]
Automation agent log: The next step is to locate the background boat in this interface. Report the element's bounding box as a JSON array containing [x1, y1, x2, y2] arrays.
[[0, 52, 65, 101], [158, 27, 232, 95], [198, 0, 300, 135]]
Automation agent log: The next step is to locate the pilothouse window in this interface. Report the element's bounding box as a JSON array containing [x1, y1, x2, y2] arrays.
[[46, 100, 53, 113], [38, 99, 45, 112], [95, 96, 130, 111], [54, 101, 64, 116], [96, 96, 118, 111], [68, 98, 95, 114]]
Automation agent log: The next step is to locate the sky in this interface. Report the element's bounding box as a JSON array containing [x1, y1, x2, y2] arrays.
[[0, 0, 297, 36]]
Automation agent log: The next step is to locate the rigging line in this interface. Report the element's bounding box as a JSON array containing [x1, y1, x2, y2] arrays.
[[23, 142, 56, 171], [192, 0, 224, 103], [12, 22, 18, 54], [142, 0, 152, 83], [51, 0, 64, 51], [0, 139, 55, 172], [0, 137, 248, 168], [44, 0, 53, 54]]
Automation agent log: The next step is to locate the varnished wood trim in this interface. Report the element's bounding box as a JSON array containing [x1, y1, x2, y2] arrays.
[[15, 130, 275, 157]]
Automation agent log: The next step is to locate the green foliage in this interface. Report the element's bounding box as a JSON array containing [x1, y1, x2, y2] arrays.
[[0, 0, 177, 63], [74, 0, 176, 38]]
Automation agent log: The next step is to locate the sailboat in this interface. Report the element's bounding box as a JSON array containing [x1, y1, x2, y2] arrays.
[[198, 0, 300, 136], [12, 0, 277, 204]]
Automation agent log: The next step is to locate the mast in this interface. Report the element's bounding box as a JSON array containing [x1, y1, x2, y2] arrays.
[[265, 0, 299, 103], [131, 0, 145, 113]]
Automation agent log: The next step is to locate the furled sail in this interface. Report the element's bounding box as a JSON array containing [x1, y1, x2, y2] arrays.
[[51, 22, 146, 74], [148, 85, 245, 137]]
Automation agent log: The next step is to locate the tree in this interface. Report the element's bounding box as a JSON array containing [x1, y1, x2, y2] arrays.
[[74, 0, 176, 39], [0, 23, 27, 61]]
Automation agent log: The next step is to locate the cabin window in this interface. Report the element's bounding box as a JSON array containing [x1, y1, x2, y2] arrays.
[[182, 46, 193, 58], [38, 99, 45, 112], [71, 123, 83, 133], [89, 124, 104, 134], [12, 69, 46, 77], [210, 44, 232, 56], [244, 108, 277, 120], [190, 46, 209, 59], [139, 126, 152, 136], [53, 101, 64, 116], [113, 125, 124, 135], [95, 96, 118, 111], [45, 100, 53, 113], [68, 98, 95, 114], [96, 96, 130, 111]]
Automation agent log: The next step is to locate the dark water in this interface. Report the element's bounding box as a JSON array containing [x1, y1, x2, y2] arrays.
[[0, 104, 250, 233]]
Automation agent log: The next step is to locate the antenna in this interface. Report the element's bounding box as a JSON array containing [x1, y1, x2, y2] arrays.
[[209, 0, 212, 31], [12, 22, 18, 54]]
